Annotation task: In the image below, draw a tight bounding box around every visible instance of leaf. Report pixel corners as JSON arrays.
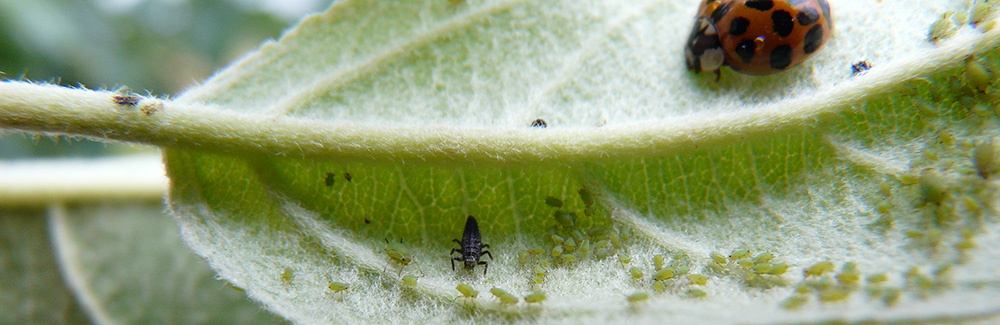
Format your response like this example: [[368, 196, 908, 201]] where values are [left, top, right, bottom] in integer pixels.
[[4, 0, 1000, 322]]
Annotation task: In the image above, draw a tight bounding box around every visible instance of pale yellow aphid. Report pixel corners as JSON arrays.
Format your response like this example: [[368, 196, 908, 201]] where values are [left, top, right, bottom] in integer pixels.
[[653, 281, 666, 292], [804, 261, 835, 277], [534, 266, 547, 277], [619, 254, 632, 266], [729, 248, 750, 261], [528, 248, 545, 255], [687, 274, 708, 286], [551, 245, 564, 258], [561, 253, 577, 263], [525, 292, 547, 303], [752, 252, 774, 264], [867, 273, 888, 284], [328, 281, 349, 293], [653, 267, 676, 281], [281, 268, 293, 284], [754, 263, 773, 274], [456, 283, 478, 299], [630, 267, 644, 280], [686, 289, 707, 298], [402, 275, 418, 287], [654, 255, 666, 270], [781, 295, 808, 310], [490, 287, 519, 304], [710, 252, 727, 265], [627, 292, 649, 303]]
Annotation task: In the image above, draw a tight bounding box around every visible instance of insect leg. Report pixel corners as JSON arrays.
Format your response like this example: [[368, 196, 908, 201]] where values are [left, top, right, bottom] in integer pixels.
[[450, 248, 461, 256], [479, 260, 488, 275], [483, 250, 494, 260], [452, 257, 461, 271]]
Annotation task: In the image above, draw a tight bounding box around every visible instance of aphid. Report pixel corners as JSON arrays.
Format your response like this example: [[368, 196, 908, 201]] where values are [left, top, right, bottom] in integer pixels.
[[883, 288, 901, 306], [561, 253, 577, 263], [630, 267, 644, 280], [653, 281, 667, 292], [525, 292, 547, 303], [551, 234, 565, 244], [534, 265, 547, 277], [564, 237, 577, 252], [918, 168, 949, 206], [577, 240, 590, 255], [836, 270, 861, 285], [737, 259, 755, 268], [552, 245, 564, 257], [767, 263, 790, 275], [344, 172, 352, 182], [710, 252, 727, 264], [328, 281, 349, 294], [384, 238, 418, 276], [752, 252, 774, 264], [554, 211, 575, 228], [588, 227, 607, 238], [570, 229, 585, 243], [529, 248, 545, 255], [966, 56, 993, 92], [688, 274, 708, 286], [754, 263, 773, 274], [531, 275, 544, 284], [781, 295, 808, 310], [686, 289, 707, 298], [729, 248, 750, 261], [402, 274, 418, 287], [139, 101, 162, 116], [627, 292, 650, 303], [281, 268, 293, 283], [653, 255, 666, 270], [974, 139, 1000, 179], [851, 60, 872, 76], [929, 12, 958, 43], [653, 267, 676, 281], [971, 1, 997, 26], [450, 216, 493, 275], [112, 87, 140, 107], [685, 0, 834, 76], [804, 261, 835, 277], [818, 288, 850, 302], [867, 273, 887, 284], [544, 196, 563, 208], [490, 287, 519, 304], [619, 254, 632, 266], [456, 283, 478, 299], [325, 172, 336, 186], [530, 118, 547, 128]]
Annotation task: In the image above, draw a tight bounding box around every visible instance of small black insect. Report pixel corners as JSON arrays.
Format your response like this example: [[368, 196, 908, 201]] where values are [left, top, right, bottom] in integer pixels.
[[530, 118, 547, 128], [325, 172, 336, 186], [344, 172, 353, 182], [851, 60, 872, 76], [451, 215, 493, 275]]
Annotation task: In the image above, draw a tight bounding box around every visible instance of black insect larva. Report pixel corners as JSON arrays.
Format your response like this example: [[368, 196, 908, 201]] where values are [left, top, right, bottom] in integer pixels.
[[450, 215, 493, 275]]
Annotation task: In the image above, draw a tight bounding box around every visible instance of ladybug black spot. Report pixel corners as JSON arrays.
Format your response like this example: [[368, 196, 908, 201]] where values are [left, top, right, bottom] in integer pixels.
[[735, 39, 757, 64], [796, 7, 819, 26], [772, 10, 794, 37], [803, 24, 824, 54], [745, 0, 774, 11], [729, 17, 750, 36], [769, 45, 793, 69]]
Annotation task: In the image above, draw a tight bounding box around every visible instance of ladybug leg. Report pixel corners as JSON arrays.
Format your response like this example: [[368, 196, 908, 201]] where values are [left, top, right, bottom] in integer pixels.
[[714, 69, 722, 82]]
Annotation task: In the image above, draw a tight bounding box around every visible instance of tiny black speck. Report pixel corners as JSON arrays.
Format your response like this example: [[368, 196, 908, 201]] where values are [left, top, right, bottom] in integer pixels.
[[745, 0, 774, 11], [851, 60, 872, 75], [344, 172, 353, 182], [729, 17, 750, 36], [325, 172, 336, 186], [769, 45, 793, 70], [803, 24, 824, 54], [531, 118, 547, 128], [735, 39, 757, 64], [796, 7, 819, 26], [771, 10, 794, 37], [364, 218, 371, 224]]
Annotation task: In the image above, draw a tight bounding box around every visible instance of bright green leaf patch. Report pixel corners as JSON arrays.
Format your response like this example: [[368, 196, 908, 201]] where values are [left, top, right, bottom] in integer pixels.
[[159, 0, 1000, 323]]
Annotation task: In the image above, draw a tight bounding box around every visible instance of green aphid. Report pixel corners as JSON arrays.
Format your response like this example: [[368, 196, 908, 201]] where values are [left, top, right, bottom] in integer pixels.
[[588, 227, 607, 239], [490, 287, 519, 304], [539, 261, 551, 268], [579, 188, 595, 206], [627, 292, 650, 303], [584, 206, 596, 217], [971, 1, 997, 26], [674, 265, 689, 275], [795, 284, 810, 295], [965, 56, 993, 93], [534, 265, 547, 277], [402, 274, 418, 287], [867, 273, 888, 284], [571, 229, 585, 243], [710, 252, 727, 265], [518, 250, 530, 266], [963, 196, 981, 212], [619, 254, 632, 266], [531, 275, 544, 284], [934, 265, 953, 280], [974, 139, 1000, 179], [781, 295, 808, 310], [281, 268, 294, 283], [752, 252, 774, 264], [737, 259, 755, 269], [836, 271, 861, 285], [551, 234, 565, 244], [578, 240, 591, 255], [595, 240, 611, 250], [552, 245, 564, 257], [328, 281, 349, 293], [456, 283, 478, 298], [610, 231, 622, 249], [383, 238, 417, 275], [619, 227, 632, 242], [754, 263, 773, 274], [729, 248, 750, 261], [564, 237, 577, 252], [687, 274, 708, 286], [653, 281, 666, 292], [653, 267, 676, 281], [630, 267, 644, 280], [529, 248, 545, 255], [918, 168, 949, 206], [804, 261, 835, 277], [545, 196, 564, 208], [956, 238, 976, 250], [525, 292, 547, 303], [554, 211, 575, 228], [883, 288, 902, 306], [653, 255, 666, 270], [686, 289, 707, 298], [904, 266, 922, 280], [929, 11, 957, 42], [767, 263, 790, 275], [876, 200, 892, 214], [561, 253, 577, 263]]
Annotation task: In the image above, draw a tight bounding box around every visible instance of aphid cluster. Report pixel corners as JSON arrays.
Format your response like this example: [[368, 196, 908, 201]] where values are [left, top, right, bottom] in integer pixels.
[[452, 282, 547, 307], [706, 248, 789, 289], [451, 215, 493, 275], [630, 251, 710, 299]]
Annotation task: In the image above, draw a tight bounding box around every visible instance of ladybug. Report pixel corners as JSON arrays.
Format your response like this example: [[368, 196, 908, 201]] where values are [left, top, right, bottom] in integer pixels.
[[684, 0, 833, 76]]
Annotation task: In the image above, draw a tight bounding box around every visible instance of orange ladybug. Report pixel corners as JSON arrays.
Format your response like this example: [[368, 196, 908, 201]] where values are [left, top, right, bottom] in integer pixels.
[[684, 0, 833, 76]]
